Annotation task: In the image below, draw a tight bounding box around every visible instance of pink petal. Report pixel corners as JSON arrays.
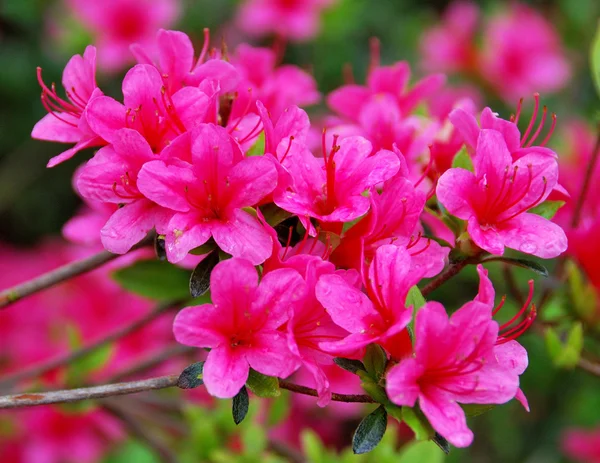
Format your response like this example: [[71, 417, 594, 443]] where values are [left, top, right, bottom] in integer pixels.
[[165, 211, 212, 263], [31, 113, 82, 143], [436, 167, 477, 220], [173, 304, 228, 348], [122, 64, 163, 109], [156, 29, 194, 87], [226, 156, 278, 209], [515, 388, 530, 412], [480, 107, 521, 153], [203, 346, 250, 398], [172, 86, 211, 129], [420, 390, 474, 448], [86, 96, 127, 143], [303, 359, 332, 407], [474, 130, 514, 188], [367, 62, 410, 96], [211, 209, 274, 265], [494, 340, 528, 375], [246, 331, 300, 379], [137, 160, 195, 212], [449, 107, 480, 149], [62, 45, 97, 102], [100, 199, 158, 254], [386, 359, 423, 407], [467, 216, 505, 255], [326, 85, 371, 121], [187, 60, 241, 93], [319, 332, 377, 356], [497, 213, 567, 258], [209, 257, 258, 314], [46, 136, 101, 168], [474, 264, 495, 307]]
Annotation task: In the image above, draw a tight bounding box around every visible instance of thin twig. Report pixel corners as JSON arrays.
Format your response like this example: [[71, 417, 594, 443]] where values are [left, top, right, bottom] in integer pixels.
[[421, 255, 481, 297], [0, 300, 178, 390], [577, 357, 600, 377], [0, 234, 154, 309], [0, 375, 179, 409], [278, 380, 375, 403], [103, 400, 178, 463]]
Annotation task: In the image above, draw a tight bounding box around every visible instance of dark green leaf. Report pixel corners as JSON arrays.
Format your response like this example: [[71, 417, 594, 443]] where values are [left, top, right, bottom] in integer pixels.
[[232, 386, 249, 425], [178, 362, 205, 389], [432, 432, 451, 454], [112, 260, 191, 300], [361, 380, 389, 404], [189, 251, 219, 298], [333, 357, 366, 374], [189, 239, 217, 255], [246, 369, 280, 398], [461, 403, 496, 417], [451, 147, 474, 172], [480, 257, 548, 277], [529, 200, 565, 220], [363, 344, 387, 380], [260, 203, 293, 227], [399, 406, 434, 441], [352, 405, 388, 454], [154, 235, 166, 261]]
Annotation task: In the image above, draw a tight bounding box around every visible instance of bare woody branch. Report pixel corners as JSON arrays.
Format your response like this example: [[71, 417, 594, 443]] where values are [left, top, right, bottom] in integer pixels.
[[0, 300, 179, 390], [0, 234, 154, 310], [278, 380, 375, 403]]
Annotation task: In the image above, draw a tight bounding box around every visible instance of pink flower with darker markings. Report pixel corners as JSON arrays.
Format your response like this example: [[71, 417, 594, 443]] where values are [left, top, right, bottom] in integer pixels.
[[274, 135, 399, 235], [32, 46, 104, 168], [479, 4, 570, 102], [173, 258, 304, 398], [86, 64, 212, 154], [315, 245, 423, 359], [77, 128, 172, 254], [386, 264, 531, 448], [67, 0, 180, 72], [138, 124, 277, 264], [236, 0, 336, 41], [562, 427, 600, 463], [437, 129, 567, 258]]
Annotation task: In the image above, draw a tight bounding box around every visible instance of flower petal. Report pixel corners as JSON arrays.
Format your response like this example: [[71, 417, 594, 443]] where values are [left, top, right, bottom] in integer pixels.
[[203, 346, 250, 398]]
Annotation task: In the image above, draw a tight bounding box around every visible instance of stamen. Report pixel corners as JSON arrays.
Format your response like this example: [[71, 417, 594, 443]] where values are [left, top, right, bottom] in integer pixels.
[[540, 113, 557, 147], [492, 295, 507, 316], [410, 238, 431, 257], [499, 176, 547, 223], [280, 226, 294, 261], [524, 106, 547, 148], [196, 28, 210, 68], [280, 136, 294, 163], [415, 147, 434, 188], [238, 117, 262, 144], [513, 97, 524, 125], [520, 93, 539, 146], [227, 88, 253, 134], [369, 37, 381, 73]]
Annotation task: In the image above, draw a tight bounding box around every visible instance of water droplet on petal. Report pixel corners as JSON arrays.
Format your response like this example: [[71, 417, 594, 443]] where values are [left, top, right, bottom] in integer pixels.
[[519, 241, 538, 254]]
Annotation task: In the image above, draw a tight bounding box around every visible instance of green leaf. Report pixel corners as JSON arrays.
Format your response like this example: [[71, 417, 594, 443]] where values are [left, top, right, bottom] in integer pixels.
[[361, 380, 389, 404], [406, 285, 427, 332], [301, 430, 327, 463], [451, 147, 474, 172], [177, 362, 205, 389], [565, 322, 584, 367], [112, 259, 191, 300], [189, 251, 219, 298], [461, 403, 496, 417], [69, 344, 114, 382], [333, 357, 366, 374], [232, 386, 249, 425], [399, 406, 434, 441], [567, 260, 598, 321], [528, 200, 565, 220], [352, 405, 388, 454], [363, 344, 387, 380], [246, 369, 280, 398], [259, 203, 293, 227], [247, 132, 265, 156], [267, 391, 290, 426], [397, 440, 445, 463], [104, 441, 160, 463], [433, 433, 451, 454], [480, 257, 548, 277], [591, 19, 600, 97], [544, 323, 584, 369], [241, 424, 268, 456]]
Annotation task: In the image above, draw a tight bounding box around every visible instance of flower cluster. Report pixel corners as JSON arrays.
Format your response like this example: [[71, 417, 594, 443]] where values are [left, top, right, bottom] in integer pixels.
[[32, 24, 570, 450]]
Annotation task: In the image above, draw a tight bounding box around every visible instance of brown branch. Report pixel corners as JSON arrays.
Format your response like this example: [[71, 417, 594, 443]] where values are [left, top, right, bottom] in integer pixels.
[[0, 300, 178, 390], [578, 357, 600, 377], [0, 375, 179, 409], [421, 255, 481, 297], [0, 234, 154, 310], [103, 400, 178, 463], [279, 380, 375, 403]]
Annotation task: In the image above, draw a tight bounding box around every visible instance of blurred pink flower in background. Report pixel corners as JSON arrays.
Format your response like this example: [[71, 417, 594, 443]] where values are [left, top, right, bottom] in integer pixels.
[[66, 0, 180, 72], [236, 0, 336, 41], [562, 427, 600, 463]]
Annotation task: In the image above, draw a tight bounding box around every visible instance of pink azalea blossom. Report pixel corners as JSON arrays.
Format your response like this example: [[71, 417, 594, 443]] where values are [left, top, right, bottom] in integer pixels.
[[173, 258, 304, 398], [315, 244, 423, 359], [274, 135, 399, 235], [32, 46, 104, 167], [236, 0, 336, 41], [386, 264, 531, 448], [420, 1, 479, 74], [77, 128, 172, 254], [562, 427, 600, 463], [66, 0, 180, 72], [436, 129, 567, 258], [138, 124, 277, 264], [479, 4, 571, 102]]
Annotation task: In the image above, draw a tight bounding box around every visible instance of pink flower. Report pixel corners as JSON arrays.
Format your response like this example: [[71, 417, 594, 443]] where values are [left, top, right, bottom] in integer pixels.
[[274, 135, 400, 235], [86, 64, 212, 153], [67, 0, 180, 72], [436, 129, 567, 258], [315, 245, 423, 359], [386, 265, 530, 448], [420, 1, 479, 74], [479, 4, 571, 102], [562, 427, 600, 463], [77, 128, 172, 254], [236, 0, 336, 41], [231, 44, 320, 120], [173, 258, 304, 398], [137, 124, 278, 264], [32, 46, 104, 167]]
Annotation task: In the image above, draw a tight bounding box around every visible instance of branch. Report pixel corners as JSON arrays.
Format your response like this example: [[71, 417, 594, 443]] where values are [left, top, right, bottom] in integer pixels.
[[578, 357, 600, 377], [279, 380, 375, 403], [421, 255, 480, 297], [0, 375, 179, 409], [0, 300, 178, 390], [0, 234, 154, 310]]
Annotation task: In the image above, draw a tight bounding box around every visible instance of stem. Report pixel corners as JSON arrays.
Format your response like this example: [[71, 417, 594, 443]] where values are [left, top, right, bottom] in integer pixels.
[[0, 375, 179, 409], [0, 300, 178, 390], [578, 357, 600, 377], [0, 234, 154, 310], [279, 380, 375, 403], [421, 255, 480, 297]]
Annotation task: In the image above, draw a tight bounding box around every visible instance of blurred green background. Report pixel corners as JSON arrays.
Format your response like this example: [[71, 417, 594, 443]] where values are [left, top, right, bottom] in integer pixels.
[[1, 0, 599, 461]]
